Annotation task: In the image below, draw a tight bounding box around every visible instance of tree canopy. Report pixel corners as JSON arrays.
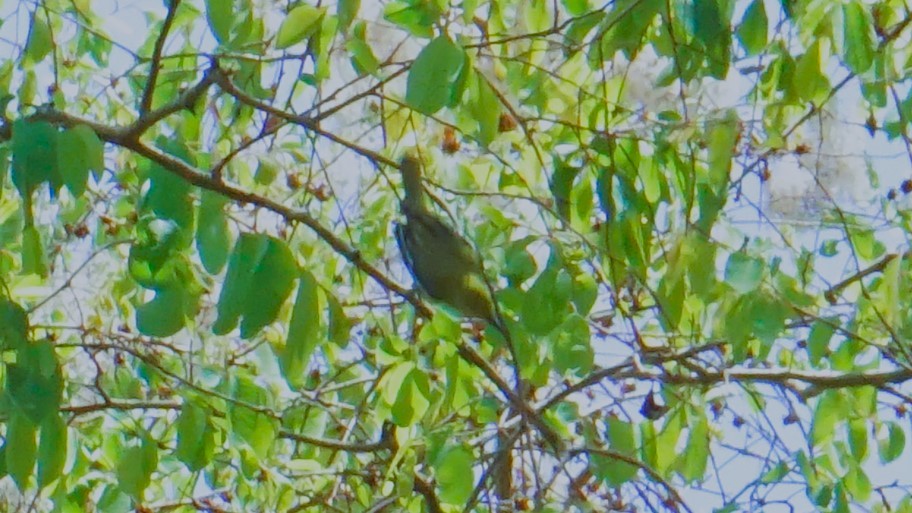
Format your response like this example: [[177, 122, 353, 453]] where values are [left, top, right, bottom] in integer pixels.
[[0, 0, 911, 512]]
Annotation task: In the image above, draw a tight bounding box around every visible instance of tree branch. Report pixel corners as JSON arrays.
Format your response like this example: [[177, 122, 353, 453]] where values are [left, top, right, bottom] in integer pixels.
[[824, 251, 909, 304], [129, 64, 218, 138], [280, 429, 391, 453], [413, 473, 445, 513], [140, 0, 182, 115], [209, 67, 397, 168], [33, 107, 427, 316]]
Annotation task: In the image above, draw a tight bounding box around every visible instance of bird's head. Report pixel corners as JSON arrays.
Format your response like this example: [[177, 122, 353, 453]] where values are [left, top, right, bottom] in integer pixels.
[[399, 154, 426, 211]]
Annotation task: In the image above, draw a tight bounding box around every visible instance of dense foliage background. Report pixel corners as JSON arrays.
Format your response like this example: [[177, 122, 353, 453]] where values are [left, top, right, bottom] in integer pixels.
[[1, 0, 911, 511]]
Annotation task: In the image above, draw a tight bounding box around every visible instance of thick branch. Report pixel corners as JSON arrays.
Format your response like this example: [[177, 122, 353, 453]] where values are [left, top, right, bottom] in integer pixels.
[[413, 473, 445, 513], [662, 366, 912, 397], [542, 345, 912, 412], [33, 109, 426, 315], [37, 65, 549, 460]]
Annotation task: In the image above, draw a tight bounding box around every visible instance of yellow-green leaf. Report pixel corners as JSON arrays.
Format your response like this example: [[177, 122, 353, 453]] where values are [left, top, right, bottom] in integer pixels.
[[275, 5, 326, 49], [24, 12, 53, 65], [736, 0, 767, 55]]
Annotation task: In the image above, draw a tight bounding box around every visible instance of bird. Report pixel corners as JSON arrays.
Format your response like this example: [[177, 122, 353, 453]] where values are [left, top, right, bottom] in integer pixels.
[[393, 155, 506, 334], [393, 156, 564, 452]]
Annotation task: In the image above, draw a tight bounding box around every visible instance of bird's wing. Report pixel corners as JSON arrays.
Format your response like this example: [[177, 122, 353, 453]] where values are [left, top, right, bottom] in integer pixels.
[[405, 206, 484, 271], [394, 221, 417, 279]]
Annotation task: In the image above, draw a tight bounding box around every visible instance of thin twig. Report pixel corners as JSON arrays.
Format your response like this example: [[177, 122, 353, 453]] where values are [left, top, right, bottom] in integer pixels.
[[140, 0, 182, 115]]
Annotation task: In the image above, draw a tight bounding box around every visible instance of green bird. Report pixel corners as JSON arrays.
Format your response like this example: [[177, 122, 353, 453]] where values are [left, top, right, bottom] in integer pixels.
[[394, 156, 564, 451], [393, 155, 504, 333]]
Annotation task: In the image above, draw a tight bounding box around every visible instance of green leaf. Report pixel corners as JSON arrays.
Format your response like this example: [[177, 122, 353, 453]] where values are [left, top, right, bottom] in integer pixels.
[[467, 72, 500, 146], [37, 414, 67, 488], [807, 318, 836, 366], [679, 415, 709, 482], [564, 10, 604, 48], [229, 375, 279, 458], [213, 234, 298, 338], [503, 238, 537, 287], [736, 0, 767, 55], [327, 291, 351, 346], [724, 252, 763, 294], [686, 233, 717, 297], [383, 1, 439, 37], [128, 218, 190, 288], [760, 461, 789, 484], [706, 112, 738, 189], [595, 417, 638, 486], [690, 0, 731, 78], [382, 361, 415, 405], [346, 23, 380, 75], [56, 124, 103, 196], [275, 5, 326, 49], [0, 299, 29, 351], [7, 339, 63, 425], [852, 386, 876, 417], [206, 0, 233, 43], [254, 157, 279, 185], [240, 237, 297, 337], [720, 296, 752, 362], [842, 2, 875, 74], [281, 271, 321, 388], [847, 418, 867, 461], [117, 437, 158, 500], [849, 228, 884, 261], [697, 113, 737, 231], [550, 161, 579, 221], [136, 287, 190, 337], [21, 225, 47, 277], [521, 247, 571, 336], [213, 234, 265, 334], [795, 450, 816, 488], [337, 0, 360, 32], [571, 272, 598, 315], [434, 446, 474, 504], [196, 190, 231, 274], [794, 40, 830, 103], [552, 314, 593, 376], [311, 13, 338, 82], [405, 36, 467, 114], [811, 391, 845, 447], [844, 464, 871, 501], [6, 412, 37, 489], [878, 422, 905, 463], [592, 0, 661, 61], [820, 239, 839, 257], [176, 401, 216, 472], [12, 119, 60, 203], [562, 0, 590, 16], [144, 157, 194, 231], [24, 12, 53, 65], [651, 409, 683, 473], [749, 292, 789, 349], [389, 367, 430, 427]]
